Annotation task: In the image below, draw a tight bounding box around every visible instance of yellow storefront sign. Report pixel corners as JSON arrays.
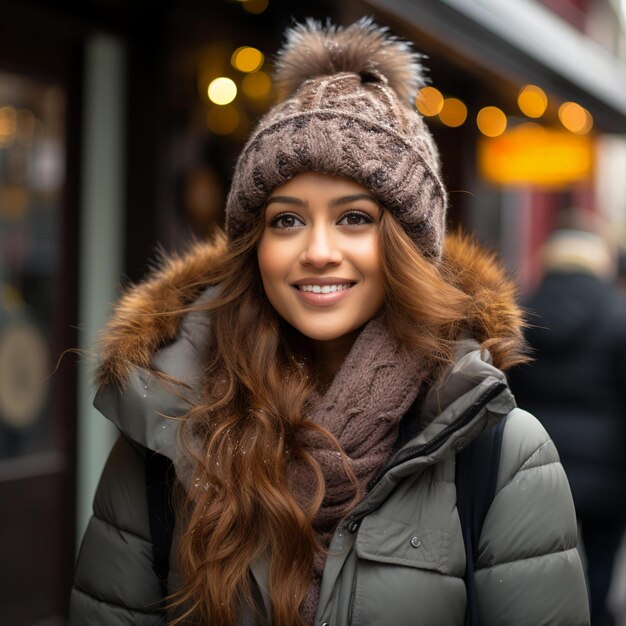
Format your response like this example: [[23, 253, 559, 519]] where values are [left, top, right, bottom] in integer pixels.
[[478, 124, 593, 186]]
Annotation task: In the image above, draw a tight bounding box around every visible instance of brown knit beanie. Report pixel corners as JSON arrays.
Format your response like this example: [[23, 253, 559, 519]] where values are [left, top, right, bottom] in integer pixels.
[[225, 17, 447, 259]]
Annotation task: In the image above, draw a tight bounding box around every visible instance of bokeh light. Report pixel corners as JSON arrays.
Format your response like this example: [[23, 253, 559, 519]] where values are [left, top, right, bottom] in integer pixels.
[[208, 77, 237, 105], [207, 105, 239, 135], [231, 47, 264, 73], [518, 85, 548, 118], [439, 98, 467, 127], [416, 86, 444, 116], [476, 106, 507, 137], [558, 101, 593, 134], [242, 71, 272, 98]]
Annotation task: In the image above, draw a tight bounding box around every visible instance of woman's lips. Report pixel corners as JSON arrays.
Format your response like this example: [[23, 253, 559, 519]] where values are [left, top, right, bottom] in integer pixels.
[[292, 283, 355, 307]]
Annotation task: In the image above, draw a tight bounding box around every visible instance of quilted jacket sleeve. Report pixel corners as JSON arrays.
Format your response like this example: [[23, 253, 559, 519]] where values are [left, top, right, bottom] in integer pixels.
[[475, 408, 590, 626], [69, 435, 165, 626]]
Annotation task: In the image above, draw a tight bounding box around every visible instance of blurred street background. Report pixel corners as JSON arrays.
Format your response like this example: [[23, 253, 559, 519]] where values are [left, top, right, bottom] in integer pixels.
[[1, 0, 626, 623]]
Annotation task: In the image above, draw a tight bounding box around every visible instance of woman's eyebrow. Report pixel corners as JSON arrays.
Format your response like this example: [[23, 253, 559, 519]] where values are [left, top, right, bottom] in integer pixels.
[[265, 196, 308, 208], [329, 194, 378, 207]]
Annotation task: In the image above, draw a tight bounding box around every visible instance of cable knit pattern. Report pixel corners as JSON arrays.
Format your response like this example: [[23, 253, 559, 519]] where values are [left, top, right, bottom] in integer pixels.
[[289, 314, 430, 623], [225, 19, 447, 259]]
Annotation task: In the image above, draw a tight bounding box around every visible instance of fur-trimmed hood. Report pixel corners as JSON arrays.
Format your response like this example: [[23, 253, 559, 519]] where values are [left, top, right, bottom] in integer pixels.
[[95, 231, 524, 392], [92, 230, 522, 470]]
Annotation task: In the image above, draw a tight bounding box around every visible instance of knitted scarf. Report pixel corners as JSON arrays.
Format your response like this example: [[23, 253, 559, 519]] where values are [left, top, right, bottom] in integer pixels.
[[288, 315, 430, 624]]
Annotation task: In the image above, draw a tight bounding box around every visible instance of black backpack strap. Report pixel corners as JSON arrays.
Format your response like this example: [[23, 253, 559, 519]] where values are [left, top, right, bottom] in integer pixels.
[[456, 417, 507, 626], [146, 451, 175, 599]]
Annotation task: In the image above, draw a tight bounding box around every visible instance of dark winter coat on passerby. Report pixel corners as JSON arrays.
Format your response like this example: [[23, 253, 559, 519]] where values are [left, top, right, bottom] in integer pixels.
[[508, 270, 626, 522], [69, 237, 589, 626]]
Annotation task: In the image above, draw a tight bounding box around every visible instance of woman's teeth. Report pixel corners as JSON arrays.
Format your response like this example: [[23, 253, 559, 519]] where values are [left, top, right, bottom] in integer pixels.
[[298, 284, 352, 293]]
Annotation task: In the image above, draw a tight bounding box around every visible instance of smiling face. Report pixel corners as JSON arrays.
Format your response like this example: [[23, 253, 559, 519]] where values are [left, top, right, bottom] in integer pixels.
[[257, 172, 386, 349]]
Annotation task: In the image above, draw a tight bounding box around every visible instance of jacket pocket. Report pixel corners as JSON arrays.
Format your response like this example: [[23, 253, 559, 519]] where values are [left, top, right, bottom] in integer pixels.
[[354, 516, 451, 574], [349, 515, 464, 626]]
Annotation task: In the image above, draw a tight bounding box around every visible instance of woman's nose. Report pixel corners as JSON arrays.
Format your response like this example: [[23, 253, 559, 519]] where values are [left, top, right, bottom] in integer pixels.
[[300, 225, 342, 268]]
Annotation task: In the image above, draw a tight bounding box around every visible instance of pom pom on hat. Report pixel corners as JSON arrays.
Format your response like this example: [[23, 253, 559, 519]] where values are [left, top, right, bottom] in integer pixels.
[[274, 16, 426, 104]]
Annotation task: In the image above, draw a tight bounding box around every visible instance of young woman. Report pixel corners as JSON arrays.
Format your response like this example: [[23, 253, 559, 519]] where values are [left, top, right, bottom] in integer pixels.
[[70, 18, 590, 626]]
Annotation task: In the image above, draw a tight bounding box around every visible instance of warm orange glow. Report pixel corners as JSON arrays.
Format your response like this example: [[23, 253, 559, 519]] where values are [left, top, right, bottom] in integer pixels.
[[231, 47, 264, 73], [0, 107, 17, 146], [439, 98, 467, 127], [416, 86, 444, 116], [242, 0, 268, 13], [518, 85, 548, 118], [478, 124, 593, 186], [242, 71, 271, 98], [208, 77, 237, 105], [207, 105, 239, 135], [559, 101, 593, 134], [476, 106, 507, 137]]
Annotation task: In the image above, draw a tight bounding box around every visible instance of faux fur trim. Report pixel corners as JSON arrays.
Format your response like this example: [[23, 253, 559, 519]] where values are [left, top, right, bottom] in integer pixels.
[[444, 231, 527, 371], [95, 233, 227, 390], [274, 17, 425, 103], [95, 230, 525, 390]]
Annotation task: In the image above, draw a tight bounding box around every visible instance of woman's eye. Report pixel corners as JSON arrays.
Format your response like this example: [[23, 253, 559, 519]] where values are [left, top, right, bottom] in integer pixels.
[[338, 211, 374, 226], [269, 213, 304, 229]]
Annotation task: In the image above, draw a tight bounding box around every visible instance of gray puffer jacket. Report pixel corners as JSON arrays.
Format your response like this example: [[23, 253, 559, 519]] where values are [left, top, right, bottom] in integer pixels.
[[69, 238, 590, 626]]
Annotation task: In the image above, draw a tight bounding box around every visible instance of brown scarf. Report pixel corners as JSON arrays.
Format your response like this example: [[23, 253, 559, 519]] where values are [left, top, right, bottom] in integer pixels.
[[287, 315, 430, 624]]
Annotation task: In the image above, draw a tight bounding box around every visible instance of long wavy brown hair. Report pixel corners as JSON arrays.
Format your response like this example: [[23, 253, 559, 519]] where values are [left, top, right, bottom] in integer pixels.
[[167, 210, 526, 625]]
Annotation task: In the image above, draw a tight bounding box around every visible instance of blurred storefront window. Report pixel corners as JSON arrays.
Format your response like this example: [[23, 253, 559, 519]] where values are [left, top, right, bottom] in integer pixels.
[[0, 73, 64, 460], [0, 34, 77, 618]]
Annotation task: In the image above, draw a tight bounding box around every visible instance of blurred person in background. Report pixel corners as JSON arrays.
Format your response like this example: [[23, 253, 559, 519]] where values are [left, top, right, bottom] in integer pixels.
[[509, 223, 626, 626], [181, 164, 225, 238]]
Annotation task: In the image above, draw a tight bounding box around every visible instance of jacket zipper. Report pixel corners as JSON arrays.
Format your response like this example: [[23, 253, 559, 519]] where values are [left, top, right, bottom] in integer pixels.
[[365, 381, 508, 494], [348, 559, 359, 624]]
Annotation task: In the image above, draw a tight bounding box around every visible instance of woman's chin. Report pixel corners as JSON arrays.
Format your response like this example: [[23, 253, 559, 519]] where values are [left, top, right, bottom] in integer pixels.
[[292, 323, 363, 344]]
